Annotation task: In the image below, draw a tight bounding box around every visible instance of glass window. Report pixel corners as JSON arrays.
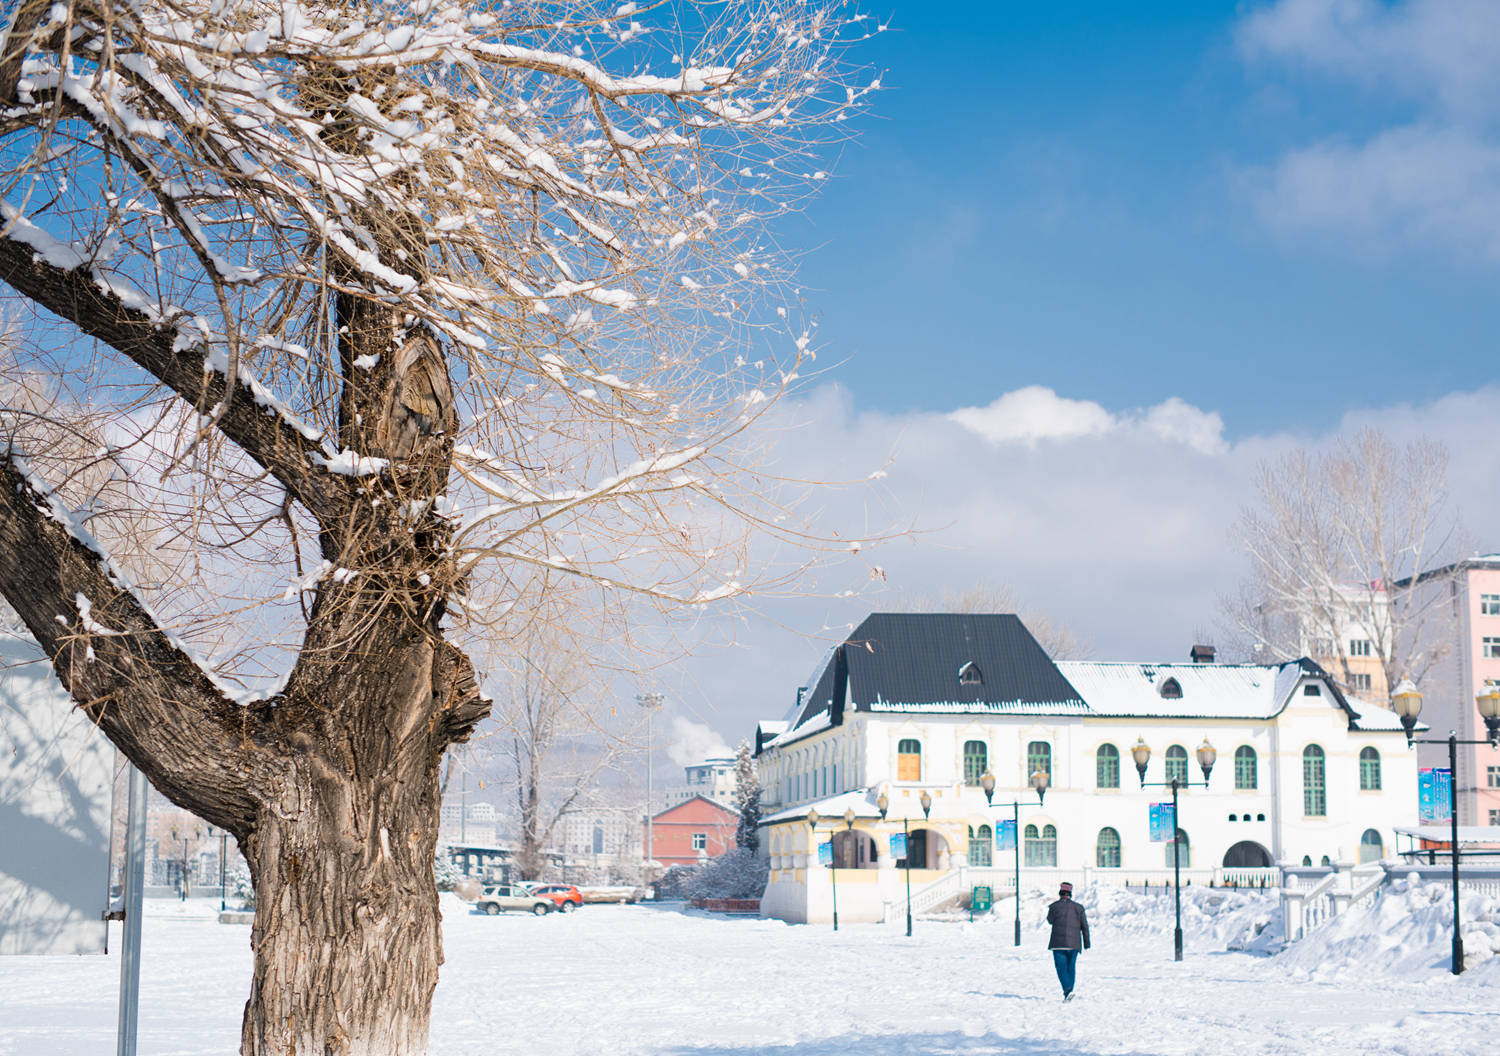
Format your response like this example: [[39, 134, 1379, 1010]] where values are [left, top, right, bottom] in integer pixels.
[[963, 741, 988, 786], [1359, 747, 1381, 791], [692, 833, 707, 850], [1490, 809, 1500, 826], [1096, 827, 1121, 868], [1159, 677, 1182, 699], [1096, 744, 1120, 789], [1488, 766, 1500, 789], [1165, 745, 1188, 786], [1483, 594, 1500, 616], [1484, 637, 1500, 659], [897, 738, 921, 782], [970, 824, 993, 867], [1301, 855, 1312, 866], [1024, 823, 1057, 867], [1348, 673, 1372, 692], [1359, 828, 1383, 863], [1165, 828, 1190, 868], [1234, 745, 1257, 790], [1349, 639, 1371, 657], [1303, 745, 1326, 816], [959, 661, 983, 686], [1026, 741, 1051, 781]]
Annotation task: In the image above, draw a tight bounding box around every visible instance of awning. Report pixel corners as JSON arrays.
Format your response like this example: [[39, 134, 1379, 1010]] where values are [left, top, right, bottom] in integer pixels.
[[1393, 825, 1500, 844]]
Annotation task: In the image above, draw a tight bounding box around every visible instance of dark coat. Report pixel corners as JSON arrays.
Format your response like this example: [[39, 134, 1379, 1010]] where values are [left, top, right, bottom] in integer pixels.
[[1046, 896, 1090, 951]]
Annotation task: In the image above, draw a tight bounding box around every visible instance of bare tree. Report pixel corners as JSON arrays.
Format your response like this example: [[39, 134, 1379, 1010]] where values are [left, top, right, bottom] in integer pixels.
[[1226, 428, 1459, 695], [896, 583, 1092, 659], [0, 3, 876, 1052], [488, 628, 633, 881]]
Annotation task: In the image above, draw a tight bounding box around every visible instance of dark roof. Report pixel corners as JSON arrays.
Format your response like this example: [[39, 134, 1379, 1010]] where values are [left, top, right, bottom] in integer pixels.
[[1393, 553, 1500, 588], [780, 613, 1084, 743]]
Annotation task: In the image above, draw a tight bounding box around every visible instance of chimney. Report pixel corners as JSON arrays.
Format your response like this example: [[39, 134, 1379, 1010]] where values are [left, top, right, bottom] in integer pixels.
[[1190, 644, 1215, 664]]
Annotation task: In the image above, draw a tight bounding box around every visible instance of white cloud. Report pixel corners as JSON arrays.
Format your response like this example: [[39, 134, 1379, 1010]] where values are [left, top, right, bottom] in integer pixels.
[[666, 716, 732, 767], [1236, 0, 1500, 258], [949, 386, 1226, 455]]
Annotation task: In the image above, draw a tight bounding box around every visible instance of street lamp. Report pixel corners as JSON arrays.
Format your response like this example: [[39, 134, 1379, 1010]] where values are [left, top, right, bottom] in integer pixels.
[[637, 693, 663, 894], [981, 770, 1046, 947], [1133, 737, 1217, 962], [806, 807, 839, 932], [1389, 679, 1500, 975], [207, 825, 228, 913]]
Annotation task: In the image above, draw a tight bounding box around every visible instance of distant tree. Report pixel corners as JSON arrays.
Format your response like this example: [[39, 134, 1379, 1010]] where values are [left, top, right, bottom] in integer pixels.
[[684, 846, 768, 900], [1226, 428, 1459, 693], [898, 584, 1091, 659], [732, 740, 762, 853]]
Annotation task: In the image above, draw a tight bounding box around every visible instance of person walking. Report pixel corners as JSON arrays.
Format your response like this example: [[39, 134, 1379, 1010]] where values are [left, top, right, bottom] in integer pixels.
[[1046, 881, 1090, 1001]]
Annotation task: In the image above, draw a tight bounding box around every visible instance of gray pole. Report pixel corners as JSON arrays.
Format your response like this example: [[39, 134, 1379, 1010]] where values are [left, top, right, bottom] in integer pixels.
[[638, 694, 662, 893], [1013, 800, 1021, 947], [903, 815, 912, 937], [1450, 732, 1463, 975], [117, 765, 147, 1056], [1172, 779, 1183, 962]]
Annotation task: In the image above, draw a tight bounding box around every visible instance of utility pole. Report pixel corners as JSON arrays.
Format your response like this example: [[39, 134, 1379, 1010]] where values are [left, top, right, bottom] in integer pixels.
[[637, 693, 663, 893]]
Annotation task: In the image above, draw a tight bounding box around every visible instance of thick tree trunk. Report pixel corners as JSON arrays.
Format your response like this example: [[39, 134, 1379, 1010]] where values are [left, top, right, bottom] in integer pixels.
[[243, 753, 441, 1056]]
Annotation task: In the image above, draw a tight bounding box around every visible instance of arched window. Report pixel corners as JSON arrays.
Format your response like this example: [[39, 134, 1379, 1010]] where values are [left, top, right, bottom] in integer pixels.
[[969, 824, 993, 867], [1166, 827, 1190, 868], [1359, 828, 1384, 863], [1096, 744, 1120, 789], [1301, 855, 1312, 866], [1234, 745, 1257, 790], [1359, 747, 1381, 791], [1024, 823, 1058, 867], [897, 738, 921, 781], [1303, 745, 1326, 816], [1159, 677, 1182, 699], [1026, 741, 1051, 781], [1320, 855, 1331, 866], [959, 661, 983, 686], [963, 741, 988, 786], [1165, 745, 1188, 786], [1096, 827, 1121, 868]]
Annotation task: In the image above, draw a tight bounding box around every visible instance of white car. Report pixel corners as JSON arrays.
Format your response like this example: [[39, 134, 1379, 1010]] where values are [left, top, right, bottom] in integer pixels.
[[474, 884, 553, 916]]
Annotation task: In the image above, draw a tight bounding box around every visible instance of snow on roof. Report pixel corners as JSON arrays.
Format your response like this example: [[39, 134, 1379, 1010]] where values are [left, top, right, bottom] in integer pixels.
[[761, 788, 885, 825], [1055, 661, 1289, 719], [865, 699, 1089, 715]]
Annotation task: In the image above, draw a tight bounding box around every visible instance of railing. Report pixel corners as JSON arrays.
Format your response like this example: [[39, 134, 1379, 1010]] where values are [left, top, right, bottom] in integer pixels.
[[1382, 863, 1500, 896], [1281, 870, 1340, 941], [883, 870, 964, 921], [954, 864, 1282, 895]]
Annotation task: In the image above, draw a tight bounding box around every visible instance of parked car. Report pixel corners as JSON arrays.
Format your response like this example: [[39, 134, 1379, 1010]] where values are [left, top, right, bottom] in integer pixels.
[[527, 884, 584, 912], [474, 884, 553, 916]]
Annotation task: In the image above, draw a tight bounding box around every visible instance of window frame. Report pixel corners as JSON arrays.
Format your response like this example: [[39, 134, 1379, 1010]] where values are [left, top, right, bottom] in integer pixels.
[[962, 740, 988, 786], [969, 824, 993, 867], [1484, 637, 1500, 660], [1164, 744, 1189, 786], [1096, 826, 1121, 868], [1358, 746, 1381, 791], [1026, 740, 1052, 782], [1233, 745, 1257, 790], [1096, 743, 1120, 789], [896, 738, 922, 782], [1481, 593, 1500, 616], [1165, 827, 1189, 868], [1303, 744, 1327, 817], [691, 832, 707, 851]]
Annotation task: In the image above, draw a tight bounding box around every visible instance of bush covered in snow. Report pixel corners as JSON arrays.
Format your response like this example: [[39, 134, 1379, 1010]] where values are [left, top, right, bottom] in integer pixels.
[[664, 849, 769, 901]]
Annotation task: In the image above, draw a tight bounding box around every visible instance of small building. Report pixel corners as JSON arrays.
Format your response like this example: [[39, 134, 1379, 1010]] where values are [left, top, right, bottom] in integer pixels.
[[753, 612, 1418, 925], [665, 756, 738, 809], [646, 795, 740, 868]]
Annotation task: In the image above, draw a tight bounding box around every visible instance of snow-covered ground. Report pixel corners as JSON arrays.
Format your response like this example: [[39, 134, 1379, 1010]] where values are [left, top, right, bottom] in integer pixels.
[[3, 885, 1496, 1055]]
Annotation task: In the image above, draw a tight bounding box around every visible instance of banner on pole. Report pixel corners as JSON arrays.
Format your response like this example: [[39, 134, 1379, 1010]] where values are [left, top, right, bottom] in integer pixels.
[[1148, 802, 1176, 843], [1418, 768, 1452, 824], [996, 819, 1016, 851], [888, 832, 907, 860], [817, 840, 833, 867]]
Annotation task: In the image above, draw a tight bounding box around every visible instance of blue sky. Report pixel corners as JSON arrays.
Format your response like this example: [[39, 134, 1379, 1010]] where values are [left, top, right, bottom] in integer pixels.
[[781, 0, 1500, 437]]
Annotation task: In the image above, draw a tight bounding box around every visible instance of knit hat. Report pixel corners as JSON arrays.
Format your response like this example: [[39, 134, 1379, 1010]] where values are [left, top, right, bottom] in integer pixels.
[[1059, 882, 1073, 894]]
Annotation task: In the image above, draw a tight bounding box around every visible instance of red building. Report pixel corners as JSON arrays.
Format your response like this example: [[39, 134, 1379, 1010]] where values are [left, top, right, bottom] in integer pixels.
[[646, 795, 740, 867]]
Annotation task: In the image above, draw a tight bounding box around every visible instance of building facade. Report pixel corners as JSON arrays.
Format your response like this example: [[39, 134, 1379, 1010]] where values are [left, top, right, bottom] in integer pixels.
[[1396, 555, 1500, 826], [753, 613, 1418, 925], [647, 795, 739, 868], [664, 756, 738, 809]]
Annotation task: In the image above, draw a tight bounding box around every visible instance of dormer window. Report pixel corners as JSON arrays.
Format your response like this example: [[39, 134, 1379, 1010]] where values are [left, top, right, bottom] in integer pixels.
[[959, 661, 983, 686], [1303, 683, 1321, 696], [1159, 677, 1182, 699]]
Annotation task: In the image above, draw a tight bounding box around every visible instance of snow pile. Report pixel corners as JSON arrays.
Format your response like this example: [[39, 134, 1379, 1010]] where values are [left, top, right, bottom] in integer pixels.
[[1277, 874, 1500, 981]]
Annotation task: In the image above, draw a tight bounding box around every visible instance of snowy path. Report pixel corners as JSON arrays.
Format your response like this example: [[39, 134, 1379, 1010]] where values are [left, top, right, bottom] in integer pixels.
[[1, 896, 1495, 1055]]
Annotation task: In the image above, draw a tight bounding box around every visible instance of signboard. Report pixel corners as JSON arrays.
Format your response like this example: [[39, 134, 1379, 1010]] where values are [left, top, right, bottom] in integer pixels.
[[0, 633, 115, 955], [1148, 802, 1176, 843], [817, 840, 833, 867], [971, 886, 993, 912], [888, 832, 907, 860], [996, 819, 1016, 851], [1418, 768, 1452, 824]]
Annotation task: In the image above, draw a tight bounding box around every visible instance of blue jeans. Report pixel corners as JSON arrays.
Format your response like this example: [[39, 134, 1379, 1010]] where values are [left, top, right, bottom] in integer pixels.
[[1052, 949, 1079, 994]]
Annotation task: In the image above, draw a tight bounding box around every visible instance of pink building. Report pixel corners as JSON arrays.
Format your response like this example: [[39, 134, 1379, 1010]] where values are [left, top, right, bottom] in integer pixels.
[[1398, 555, 1500, 826], [645, 796, 739, 868]]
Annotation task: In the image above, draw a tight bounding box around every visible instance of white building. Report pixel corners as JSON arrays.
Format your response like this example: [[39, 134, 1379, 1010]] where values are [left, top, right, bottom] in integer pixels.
[[753, 613, 1418, 925], [664, 756, 738, 809]]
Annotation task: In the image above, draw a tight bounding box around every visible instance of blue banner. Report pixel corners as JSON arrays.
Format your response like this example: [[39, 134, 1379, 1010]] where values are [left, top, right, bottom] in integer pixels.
[[888, 832, 907, 860], [817, 840, 832, 867], [1149, 801, 1175, 842], [996, 819, 1016, 851], [1419, 768, 1452, 824]]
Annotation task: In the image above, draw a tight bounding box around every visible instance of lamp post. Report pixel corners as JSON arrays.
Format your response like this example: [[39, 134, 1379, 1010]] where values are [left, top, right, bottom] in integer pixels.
[[1390, 679, 1500, 975], [1133, 736, 1217, 962], [806, 807, 839, 932], [209, 825, 227, 913], [981, 770, 1048, 946], [637, 693, 663, 893]]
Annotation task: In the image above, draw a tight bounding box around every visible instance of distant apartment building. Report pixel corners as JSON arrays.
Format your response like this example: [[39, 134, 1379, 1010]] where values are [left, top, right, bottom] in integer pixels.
[[665, 755, 738, 809], [439, 800, 503, 847], [560, 807, 638, 870], [1396, 555, 1500, 827], [1293, 583, 1392, 703]]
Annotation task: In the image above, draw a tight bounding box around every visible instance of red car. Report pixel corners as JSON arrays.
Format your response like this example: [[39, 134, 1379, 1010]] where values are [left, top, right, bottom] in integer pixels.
[[527, 884, 583, 912]]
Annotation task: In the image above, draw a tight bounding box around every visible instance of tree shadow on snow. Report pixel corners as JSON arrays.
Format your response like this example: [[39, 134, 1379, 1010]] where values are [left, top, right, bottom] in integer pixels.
[[657, 1031, 1159, 1056]]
